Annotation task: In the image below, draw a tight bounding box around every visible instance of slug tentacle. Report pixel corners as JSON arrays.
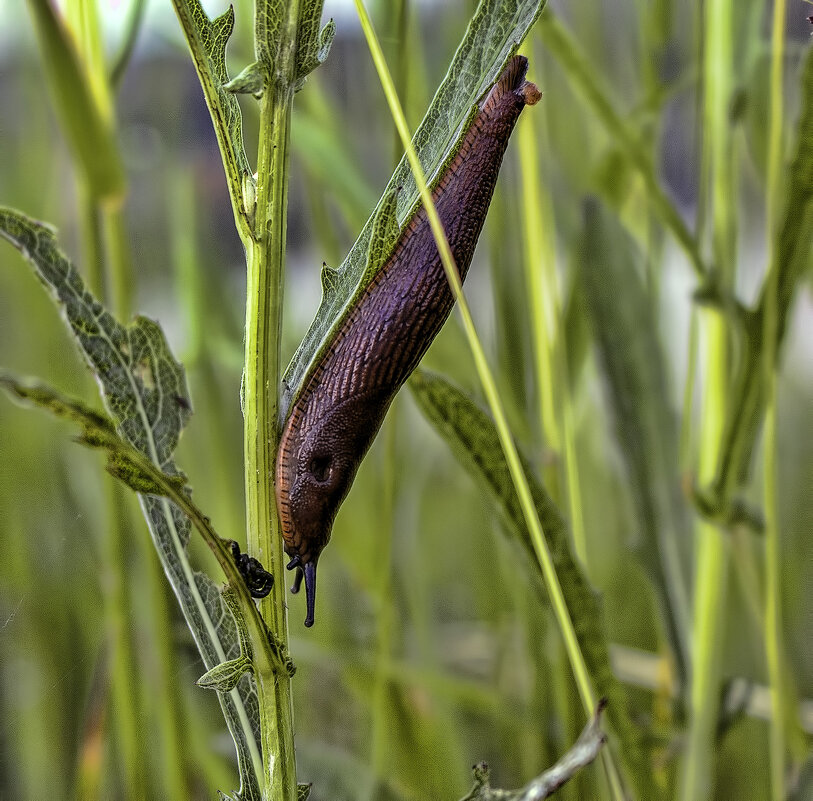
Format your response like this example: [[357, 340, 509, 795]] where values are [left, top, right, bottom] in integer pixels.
[[276, 55, 539, 627]]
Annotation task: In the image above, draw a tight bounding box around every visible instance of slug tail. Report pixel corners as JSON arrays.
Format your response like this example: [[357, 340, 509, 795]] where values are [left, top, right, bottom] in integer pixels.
[[304, 562, 317, 627], [482, 55, 540, 112]]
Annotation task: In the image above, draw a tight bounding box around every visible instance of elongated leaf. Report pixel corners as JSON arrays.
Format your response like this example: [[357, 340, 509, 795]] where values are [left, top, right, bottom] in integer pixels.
[[170, 0, 252, 231], [281, 0, 547, 415], [578, 199, 692, 689], [294, 0, 335, 89], [409, 369, 660, 800], [27, 0, 125, 201], [0, 208, 262, 800], [0, 374, 187, 497]]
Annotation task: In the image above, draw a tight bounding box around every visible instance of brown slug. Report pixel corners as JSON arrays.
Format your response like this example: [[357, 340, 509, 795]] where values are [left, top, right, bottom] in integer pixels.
[[276, 55, 540, 626]]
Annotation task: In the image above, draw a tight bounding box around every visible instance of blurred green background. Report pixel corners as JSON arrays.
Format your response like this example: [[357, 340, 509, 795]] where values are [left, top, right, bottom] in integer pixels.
[[0, 0, 812, 799]]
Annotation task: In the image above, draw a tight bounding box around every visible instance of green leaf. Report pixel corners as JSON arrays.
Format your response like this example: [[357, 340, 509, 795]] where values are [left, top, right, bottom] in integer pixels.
[[297, 783, 312, 801], [0, 207, 262, 801], [578, 198, 692, 687], [254, 0, 285, 68], [221, 587, 254, 662], [0, 375, 190, 497], [26, 0, 125, 201], [170, 0, 252, 233], [198, 656, 254, 692], [409, 369, 660, 800], [295, 0, 334, 80], [363, 188, 399, 281], [281, 0, 547, 415], [224, 61, 266, 97]]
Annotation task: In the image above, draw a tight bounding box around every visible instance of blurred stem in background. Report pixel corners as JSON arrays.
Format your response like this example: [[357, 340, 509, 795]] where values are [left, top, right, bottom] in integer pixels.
[[763, 0, 806, 794], [679, 0, 735, 796], [517, 36, 588, 572]]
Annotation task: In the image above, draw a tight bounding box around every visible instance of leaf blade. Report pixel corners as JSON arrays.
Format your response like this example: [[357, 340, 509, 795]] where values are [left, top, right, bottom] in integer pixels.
[[170, 0, 252, 235], [578, 198, 692, 686]]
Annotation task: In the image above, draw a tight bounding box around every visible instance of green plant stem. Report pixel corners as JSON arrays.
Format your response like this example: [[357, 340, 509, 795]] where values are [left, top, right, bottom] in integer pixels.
[[516, 94, 588, 570], [353, 5, 625, 799], [102, 204, 133, 324], [103, 484, 146, 798], [365, 419, 398, 801], [764, 0, 788, 796], [680, 317, 729, 801], [518, 98, 559, 456], [79, 184, 104, 298], [537, 12, 709, 283], [110, 0, 146, 88], [680, 0, 735, 795], [242, 5, 300, 799]]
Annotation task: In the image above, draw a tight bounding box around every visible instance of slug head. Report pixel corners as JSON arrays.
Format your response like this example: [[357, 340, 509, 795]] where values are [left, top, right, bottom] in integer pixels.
[[276, 390, 390, 627]]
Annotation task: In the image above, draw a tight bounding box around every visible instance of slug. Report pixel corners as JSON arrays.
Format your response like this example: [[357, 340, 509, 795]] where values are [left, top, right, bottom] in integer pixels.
[[276, 55, 540, 626]]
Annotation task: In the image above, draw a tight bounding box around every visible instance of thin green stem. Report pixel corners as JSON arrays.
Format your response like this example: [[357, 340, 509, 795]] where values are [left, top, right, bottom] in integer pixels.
[[102, 204, 133, 322], [364, 418, 398, 801], [518, 99, 559, 456], [104, 484, 146, 798], [78, 184, 104, 298], [764, 0, 787, 796], [516, 93, 588, 571], [353, 5, 624, 799], [678, 311, 698, 475], [242, 3, 301, 798], [680, 0, 735, 795], [110, 0, 146, 88], [679, 311, 730, 801]]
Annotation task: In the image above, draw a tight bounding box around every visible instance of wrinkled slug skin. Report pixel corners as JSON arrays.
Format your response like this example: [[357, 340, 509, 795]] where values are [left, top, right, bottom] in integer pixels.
[[276, 55, 540, 625]]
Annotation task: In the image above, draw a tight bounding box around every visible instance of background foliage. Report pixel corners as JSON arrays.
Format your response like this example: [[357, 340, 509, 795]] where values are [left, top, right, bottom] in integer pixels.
[[0, 0, 811, 799]]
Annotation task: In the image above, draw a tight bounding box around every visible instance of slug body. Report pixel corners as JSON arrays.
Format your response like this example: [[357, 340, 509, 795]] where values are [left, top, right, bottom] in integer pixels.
[[277, 56, 540, 626]]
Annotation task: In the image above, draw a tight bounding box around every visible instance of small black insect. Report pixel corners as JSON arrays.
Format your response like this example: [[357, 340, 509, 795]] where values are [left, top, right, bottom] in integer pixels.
[[228, 540, 274, 598]]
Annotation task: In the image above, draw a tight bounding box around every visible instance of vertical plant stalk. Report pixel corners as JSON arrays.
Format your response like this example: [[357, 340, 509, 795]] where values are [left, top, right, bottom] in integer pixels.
[[242, 4, 300, 798], [517, 91, 588, 569], [680, 0, 735, 796], [102, 485, 146, 797], [517, 97, 560, 456], [680, 332, 728, 801], [364, 421, 398, 801], [352, 5, 626, 799], [763, 0, 798, 795]]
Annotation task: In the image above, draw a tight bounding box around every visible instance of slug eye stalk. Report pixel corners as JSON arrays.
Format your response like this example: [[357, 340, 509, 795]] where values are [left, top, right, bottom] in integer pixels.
[[275, 55, 539, 627], [286, 556, 317, 627]]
